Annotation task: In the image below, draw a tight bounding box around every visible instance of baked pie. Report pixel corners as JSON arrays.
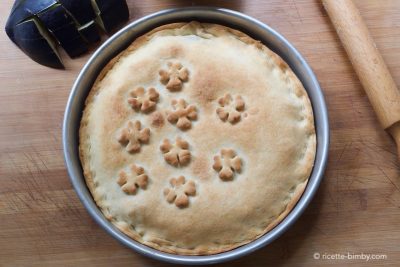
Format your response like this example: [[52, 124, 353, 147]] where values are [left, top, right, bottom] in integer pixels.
[[79, 22, 316, 255]]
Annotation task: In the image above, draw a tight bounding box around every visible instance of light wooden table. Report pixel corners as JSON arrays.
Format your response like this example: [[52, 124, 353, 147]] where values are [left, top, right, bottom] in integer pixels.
[[1, 0, 399, 266]]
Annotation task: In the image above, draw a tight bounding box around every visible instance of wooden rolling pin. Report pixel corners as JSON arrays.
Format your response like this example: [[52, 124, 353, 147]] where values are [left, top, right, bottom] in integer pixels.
[[322, 0, 400, 160]]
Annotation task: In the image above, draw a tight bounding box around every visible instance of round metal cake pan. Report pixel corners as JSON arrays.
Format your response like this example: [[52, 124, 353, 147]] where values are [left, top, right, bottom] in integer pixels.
[[63, 7, 329, 265]]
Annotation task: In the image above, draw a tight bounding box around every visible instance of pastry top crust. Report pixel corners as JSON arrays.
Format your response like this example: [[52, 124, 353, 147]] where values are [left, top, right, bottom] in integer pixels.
[[79, 21, 316, 255]]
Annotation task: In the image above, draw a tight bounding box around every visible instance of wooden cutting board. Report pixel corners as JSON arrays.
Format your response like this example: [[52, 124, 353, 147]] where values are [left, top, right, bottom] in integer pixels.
[[0, 0, 399, 266]]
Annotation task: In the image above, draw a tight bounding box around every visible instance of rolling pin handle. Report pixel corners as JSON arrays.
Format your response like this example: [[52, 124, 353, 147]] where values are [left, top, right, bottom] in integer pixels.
[[322, 0, 400, 160]]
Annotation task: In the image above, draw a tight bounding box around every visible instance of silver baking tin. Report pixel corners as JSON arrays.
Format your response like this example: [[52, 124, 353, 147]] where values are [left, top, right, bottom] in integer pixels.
[[63, 7, 329, 265]]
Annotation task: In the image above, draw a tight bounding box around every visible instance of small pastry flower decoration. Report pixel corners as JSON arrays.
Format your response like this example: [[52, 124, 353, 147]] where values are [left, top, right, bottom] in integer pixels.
[[164, 176, 196, 208], [213, 148, 242, 181], [160, 137, 191, 167], [117, 164, 149, 195], [216, 94, 245, 124], [166, 99, 198, 130], [128, 87, 159, 112], [159, 62, 189, 91], [117, 120, 150, 153]]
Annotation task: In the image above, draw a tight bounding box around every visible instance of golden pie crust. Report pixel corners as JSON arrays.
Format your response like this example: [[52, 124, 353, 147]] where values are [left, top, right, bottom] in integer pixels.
[[79, 22, 316, 255]]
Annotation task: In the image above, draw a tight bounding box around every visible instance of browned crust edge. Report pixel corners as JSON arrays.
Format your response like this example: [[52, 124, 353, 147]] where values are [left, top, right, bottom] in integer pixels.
[[79, 22, 316, 255]]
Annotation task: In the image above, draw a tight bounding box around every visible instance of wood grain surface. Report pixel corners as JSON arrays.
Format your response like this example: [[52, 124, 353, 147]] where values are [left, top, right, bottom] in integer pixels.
[[1, 0, 399, 266]]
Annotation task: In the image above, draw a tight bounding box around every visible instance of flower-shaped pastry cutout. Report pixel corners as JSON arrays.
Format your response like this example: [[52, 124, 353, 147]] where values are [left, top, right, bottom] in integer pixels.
[[117, 164, 149, 195], [159, 62, 189, 91], [117, 120, 150, 153], [216, 94, 245, 123], [166, 99, 197, 130], [213, 149, 242, 181], [164, 176, 196, 208], [127, 87, 159, 112], [160, 137, 191, 167]]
